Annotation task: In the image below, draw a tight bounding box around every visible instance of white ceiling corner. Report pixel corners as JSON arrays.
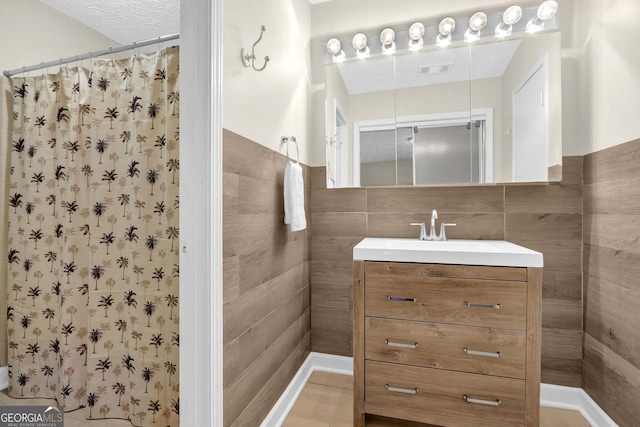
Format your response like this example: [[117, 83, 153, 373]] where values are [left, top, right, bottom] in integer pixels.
[[40, 0, 180, 44]]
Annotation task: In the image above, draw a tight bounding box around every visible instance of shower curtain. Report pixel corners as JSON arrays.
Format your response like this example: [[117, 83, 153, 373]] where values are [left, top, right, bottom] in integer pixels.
[[7, 46, 179, 426]]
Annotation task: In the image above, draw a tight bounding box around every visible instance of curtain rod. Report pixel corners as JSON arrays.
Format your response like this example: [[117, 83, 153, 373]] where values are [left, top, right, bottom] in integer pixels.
[[3, 33, 180, 78]]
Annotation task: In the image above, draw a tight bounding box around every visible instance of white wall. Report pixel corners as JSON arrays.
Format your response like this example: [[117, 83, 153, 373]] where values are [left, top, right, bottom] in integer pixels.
[[0, 0, 116, 74], [223, 0, 312, 165], [567, 0, 640, 155]]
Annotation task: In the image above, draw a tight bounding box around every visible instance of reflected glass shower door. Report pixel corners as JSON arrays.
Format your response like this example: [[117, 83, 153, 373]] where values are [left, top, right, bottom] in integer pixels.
[[413, 122, 483, 185]]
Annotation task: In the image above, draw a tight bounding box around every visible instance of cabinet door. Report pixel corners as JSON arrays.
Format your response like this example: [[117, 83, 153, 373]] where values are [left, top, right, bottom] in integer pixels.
[[366, 274, 527, 330]]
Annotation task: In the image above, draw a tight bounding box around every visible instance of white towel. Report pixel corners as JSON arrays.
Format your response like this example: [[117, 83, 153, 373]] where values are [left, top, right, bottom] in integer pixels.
[[284, 160, 306, 232]]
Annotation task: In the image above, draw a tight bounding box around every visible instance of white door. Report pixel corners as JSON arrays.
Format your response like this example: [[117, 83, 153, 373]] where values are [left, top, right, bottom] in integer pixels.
[[334, 104, 349, 187], [513, 60, 548, 182]]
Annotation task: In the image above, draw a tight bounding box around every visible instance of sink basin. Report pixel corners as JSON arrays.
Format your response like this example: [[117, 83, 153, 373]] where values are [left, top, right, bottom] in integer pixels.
[[353, 238, 543, 267]]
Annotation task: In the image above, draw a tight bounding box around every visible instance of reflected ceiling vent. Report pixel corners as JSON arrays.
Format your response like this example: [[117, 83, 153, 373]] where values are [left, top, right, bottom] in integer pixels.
[[418, 63, 453, 75]]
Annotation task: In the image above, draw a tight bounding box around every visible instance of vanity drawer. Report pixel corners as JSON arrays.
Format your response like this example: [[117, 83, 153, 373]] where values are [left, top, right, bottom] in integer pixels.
[[365, 360, 526, 427], [365, 317, 526, 379], [365, 274, 527, 330]]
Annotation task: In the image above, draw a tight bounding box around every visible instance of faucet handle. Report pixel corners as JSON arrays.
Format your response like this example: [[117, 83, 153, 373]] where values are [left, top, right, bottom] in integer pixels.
[[410, 222, 427, 241], [439, 223, 457, 241]]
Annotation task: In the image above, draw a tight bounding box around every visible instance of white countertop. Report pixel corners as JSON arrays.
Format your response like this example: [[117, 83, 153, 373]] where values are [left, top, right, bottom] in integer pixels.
[[353, 238, 543, 267]]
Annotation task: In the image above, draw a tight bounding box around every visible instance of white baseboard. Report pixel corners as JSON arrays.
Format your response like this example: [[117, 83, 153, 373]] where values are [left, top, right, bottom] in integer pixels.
[[260, 352, 352, 427], [261, 354, 618, 427], [0, 366, 8, 391], [541, 383, 618, 427]]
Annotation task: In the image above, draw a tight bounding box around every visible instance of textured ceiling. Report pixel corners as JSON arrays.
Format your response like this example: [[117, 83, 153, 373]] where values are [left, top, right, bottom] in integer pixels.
[[338, 39, 522, 95], [40, 0, 179, 44]]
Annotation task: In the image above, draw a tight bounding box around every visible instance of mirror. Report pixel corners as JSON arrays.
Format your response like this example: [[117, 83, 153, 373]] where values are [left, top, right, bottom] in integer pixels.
[[320, 2, 561, 188]]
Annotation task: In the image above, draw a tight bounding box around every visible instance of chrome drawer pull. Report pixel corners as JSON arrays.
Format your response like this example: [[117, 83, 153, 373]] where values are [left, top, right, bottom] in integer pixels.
[[385, 384, 418, 394], [387, 296, 418, 302], [463, 347, 501, 358], [464, 301, 501, 309], [463, 395, 501, 406], [385, 339, 419, 349]]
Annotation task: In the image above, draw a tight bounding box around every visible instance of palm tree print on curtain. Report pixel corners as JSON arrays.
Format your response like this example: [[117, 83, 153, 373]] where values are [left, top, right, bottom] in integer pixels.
[[7, 46, 180, 426]]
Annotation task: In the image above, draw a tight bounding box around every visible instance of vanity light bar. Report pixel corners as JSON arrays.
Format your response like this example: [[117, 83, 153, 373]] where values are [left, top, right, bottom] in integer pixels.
[[324, 1, 558, 64]]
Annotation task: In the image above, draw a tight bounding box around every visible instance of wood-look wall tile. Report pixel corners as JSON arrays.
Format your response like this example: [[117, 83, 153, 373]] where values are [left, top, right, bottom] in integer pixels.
[[239, 175, 284, 216], [224, 315, 310, 425], [541, 358, 582, 387], [542, 299, 582, 330], [223, 129, 278, 182], [311, 212, 367, 237], [311, 328, 352, 357], [224, 172, 239, 215], [505, 213, 582, 244], [583, 213, 640, 252], [224, 337, 240, 389], [222, 132, 312, 426], [311, 236, 363, 263], [542, 270, 555, 299], [551, 271, 583, 301], [224, 264, 306, 343], [311, 306, 351, 333], [311, 260, 353, 305], [582, 141, 640, 413], [312, 250, 352, 274], [542, 269, 582, 301], [231, 338, 310, 427], [366, 213, 504, 240], [584, 271, 640, 371], [223, 255, 240, 305], [584, 244, 640, 291], [505, 184, 582, 214], [559, 156, 583, 186], [583, 138, 640, 185], [583, 177, 640, 215], [311, 188, 367, 213], [583, 333, 640, 427], [239, 236, 307, 294], [311, 166, 327, 190], [542, 328, 583, 360], [226, 287, 310, 388], [224, 213, 295, 258], [541, 328, 583, 387], [520, 242, 581, 275], [366, 186, 504, 213]]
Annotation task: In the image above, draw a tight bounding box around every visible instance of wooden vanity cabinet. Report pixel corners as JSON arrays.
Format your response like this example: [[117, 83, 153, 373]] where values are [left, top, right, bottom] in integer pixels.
[[354, 261, 542, 427]]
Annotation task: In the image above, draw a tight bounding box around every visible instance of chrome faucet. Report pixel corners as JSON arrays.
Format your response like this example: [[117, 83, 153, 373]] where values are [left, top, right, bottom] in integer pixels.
[[411, 209, 457, 241], [429, 209, 438, 240]]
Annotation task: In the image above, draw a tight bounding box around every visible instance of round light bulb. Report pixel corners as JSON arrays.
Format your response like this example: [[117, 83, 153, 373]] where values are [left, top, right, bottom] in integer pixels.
[[503, 5, 523, 25], [469, 12, 488, 32], [409, 22, 425, 41], [438, 17, 456, 37], [352, 33, 368, 51], [326, 38, 342, 55], [380, 28, 395, 46], [537, 0, 558, 20]]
